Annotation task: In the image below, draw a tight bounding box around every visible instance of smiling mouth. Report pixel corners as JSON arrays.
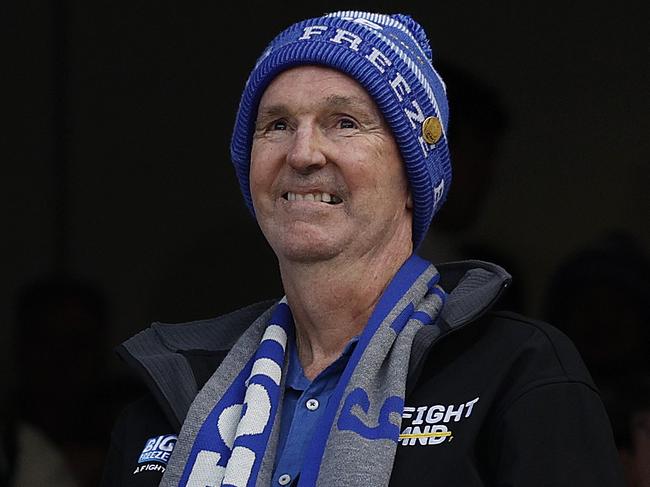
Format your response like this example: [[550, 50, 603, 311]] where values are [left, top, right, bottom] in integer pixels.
[[282, 191, 342, 205]]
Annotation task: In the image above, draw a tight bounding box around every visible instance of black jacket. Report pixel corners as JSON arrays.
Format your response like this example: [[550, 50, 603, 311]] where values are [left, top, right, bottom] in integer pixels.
[[101, 261, 625, 486]]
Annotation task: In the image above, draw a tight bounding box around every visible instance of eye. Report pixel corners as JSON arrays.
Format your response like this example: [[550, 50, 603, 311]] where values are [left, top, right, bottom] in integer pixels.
[[271, 119, 288, 130], [338, 118, 357, 129]]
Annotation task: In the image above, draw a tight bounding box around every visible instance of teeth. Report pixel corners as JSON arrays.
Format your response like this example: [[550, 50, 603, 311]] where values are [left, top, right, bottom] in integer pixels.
[[285, 192, 340, 204]]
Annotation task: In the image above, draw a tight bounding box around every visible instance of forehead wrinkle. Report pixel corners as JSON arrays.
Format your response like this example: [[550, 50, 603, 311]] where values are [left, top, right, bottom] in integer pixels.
[[324, 94, 367, 110], [324, 94, 380, 121]]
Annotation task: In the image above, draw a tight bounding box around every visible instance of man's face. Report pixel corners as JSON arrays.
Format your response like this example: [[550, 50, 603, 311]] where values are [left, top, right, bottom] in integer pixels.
[[250, 66, 412, 264]]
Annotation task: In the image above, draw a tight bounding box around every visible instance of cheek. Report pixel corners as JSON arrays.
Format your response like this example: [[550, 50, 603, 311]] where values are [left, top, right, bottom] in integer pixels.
[[375, 159, 410, 202], [249, 161, 262, 202], [249, 168, 271, 218], [249, 144, 274, 200], [369, 138, 408, 195]]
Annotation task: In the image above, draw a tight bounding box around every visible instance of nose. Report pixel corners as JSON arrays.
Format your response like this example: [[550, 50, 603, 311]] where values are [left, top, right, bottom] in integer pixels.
[[286, 124, 326, 173]]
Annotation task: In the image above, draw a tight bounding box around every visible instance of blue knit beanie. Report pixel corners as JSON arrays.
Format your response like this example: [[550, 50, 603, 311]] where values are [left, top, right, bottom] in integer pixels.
[[230, 11, 452, 249]]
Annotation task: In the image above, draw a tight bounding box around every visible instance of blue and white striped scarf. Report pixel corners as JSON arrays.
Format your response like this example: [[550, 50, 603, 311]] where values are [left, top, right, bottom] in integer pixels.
[[161, 254, 445, 486]]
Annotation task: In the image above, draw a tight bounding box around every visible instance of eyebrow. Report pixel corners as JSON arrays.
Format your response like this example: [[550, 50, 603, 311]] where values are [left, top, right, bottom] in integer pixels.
[[324, 94, 370, 111], [328, 95, 381, 123], [255, 105, 286, 126]]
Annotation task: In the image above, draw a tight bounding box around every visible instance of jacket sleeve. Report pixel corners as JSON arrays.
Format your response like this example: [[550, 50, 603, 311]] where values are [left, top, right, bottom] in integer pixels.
[[100, 401, 130, 487], [493, 380, 626, 486], [100, 395, 177, 487]]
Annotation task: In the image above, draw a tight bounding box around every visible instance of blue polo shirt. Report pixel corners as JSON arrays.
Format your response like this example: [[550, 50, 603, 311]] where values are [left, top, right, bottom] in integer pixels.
[[272, 336, 358, 486]]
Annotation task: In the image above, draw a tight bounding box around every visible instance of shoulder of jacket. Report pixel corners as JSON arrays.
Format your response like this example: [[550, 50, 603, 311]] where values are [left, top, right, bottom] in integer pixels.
[[474, 310, 598, 394], [115, 299, 278, 430], [482, 311, 587, 367], [124, 299, 278, 354], [414, 310, 596, 396]]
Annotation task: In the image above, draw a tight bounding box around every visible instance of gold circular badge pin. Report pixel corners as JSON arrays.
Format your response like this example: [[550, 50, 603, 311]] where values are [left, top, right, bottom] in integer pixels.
[[422, 116, 442, 144]]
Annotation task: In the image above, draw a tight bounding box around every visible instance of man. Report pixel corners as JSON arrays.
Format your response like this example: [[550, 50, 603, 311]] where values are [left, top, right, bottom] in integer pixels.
[[101, 11, 625, 486]]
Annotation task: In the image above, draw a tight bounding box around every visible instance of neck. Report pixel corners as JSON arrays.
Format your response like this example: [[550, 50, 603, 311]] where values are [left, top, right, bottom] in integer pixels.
[[279, 242, 412, 380]]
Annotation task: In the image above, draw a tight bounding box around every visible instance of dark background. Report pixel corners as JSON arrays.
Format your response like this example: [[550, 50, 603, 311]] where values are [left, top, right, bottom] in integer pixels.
[[2, 1, 648, 485]]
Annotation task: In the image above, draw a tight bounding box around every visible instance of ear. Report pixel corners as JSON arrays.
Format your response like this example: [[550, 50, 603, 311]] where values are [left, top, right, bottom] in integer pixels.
[[406, 192, 413, 210]]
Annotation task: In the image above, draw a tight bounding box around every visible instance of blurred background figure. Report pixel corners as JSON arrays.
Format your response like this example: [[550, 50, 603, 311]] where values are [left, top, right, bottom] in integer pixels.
[[1, 340, 13, 484], [2, 283, 78, 486], [417, 60, 524, 313], [6, 422, 79, 487], [11, 275, 143, 487], [599, 372, 650, 487], [542, 231, 650, 379]]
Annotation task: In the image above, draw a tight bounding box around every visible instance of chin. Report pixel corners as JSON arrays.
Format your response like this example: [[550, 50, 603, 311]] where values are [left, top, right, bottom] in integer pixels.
[[272, 234, 344, 264], [262, 221, 343, 262], [279, 243, 341, 264]]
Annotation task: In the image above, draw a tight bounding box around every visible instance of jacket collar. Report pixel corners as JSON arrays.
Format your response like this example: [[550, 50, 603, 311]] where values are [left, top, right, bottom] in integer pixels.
[[405, 260, 511, 396]]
